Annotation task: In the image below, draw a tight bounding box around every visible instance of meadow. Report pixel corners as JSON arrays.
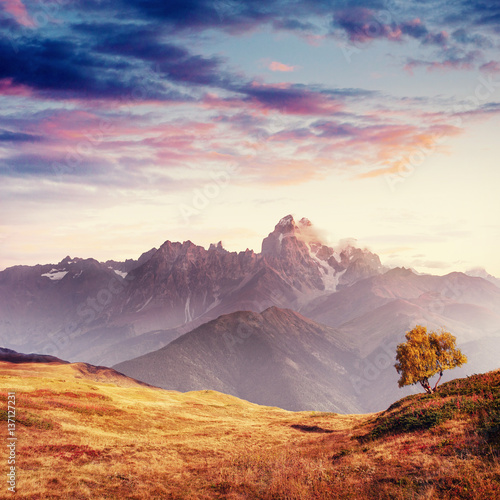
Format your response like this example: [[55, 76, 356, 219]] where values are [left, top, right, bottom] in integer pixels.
[[0, 361, 499, 499]]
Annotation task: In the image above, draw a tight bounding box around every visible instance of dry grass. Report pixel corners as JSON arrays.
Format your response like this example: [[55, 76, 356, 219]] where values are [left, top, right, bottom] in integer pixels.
[[0, 362, 499, 499]]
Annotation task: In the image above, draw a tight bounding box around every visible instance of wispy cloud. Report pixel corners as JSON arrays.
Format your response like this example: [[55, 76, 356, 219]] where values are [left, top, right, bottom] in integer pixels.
[[1, 0, 499, 192], [0, 0, 34, 26], [268, 61, 297, 72], [480, 61, 500, 74], [404, 49, 482, 74]]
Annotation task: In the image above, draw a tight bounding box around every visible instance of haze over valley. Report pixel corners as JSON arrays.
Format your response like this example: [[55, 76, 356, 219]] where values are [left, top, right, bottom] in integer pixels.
[[2, 215, 499, 412]]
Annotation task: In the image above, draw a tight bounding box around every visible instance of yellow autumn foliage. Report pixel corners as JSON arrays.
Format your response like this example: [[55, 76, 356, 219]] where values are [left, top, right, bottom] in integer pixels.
[[395, 325, 467, 393]]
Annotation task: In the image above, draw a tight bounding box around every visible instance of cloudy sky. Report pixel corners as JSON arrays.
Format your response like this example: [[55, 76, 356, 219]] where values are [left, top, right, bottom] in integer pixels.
[[1, 0, 499, 275]]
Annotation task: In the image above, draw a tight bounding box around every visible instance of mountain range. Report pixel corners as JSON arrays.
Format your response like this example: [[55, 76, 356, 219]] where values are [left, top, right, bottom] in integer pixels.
[[0, 215, 383, 366], [2, 215, 499, 412]]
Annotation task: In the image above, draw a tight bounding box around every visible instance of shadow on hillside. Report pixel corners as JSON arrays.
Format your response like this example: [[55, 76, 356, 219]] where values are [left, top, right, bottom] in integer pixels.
[[290, 424, 334, 433]]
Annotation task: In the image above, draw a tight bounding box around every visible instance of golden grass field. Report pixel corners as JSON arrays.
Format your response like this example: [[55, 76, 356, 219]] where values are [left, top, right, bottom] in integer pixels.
[[1, 361, 499, 499]]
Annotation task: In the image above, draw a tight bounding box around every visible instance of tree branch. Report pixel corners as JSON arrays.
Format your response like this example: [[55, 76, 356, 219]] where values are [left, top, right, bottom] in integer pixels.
[[433, 371, 443, 392]]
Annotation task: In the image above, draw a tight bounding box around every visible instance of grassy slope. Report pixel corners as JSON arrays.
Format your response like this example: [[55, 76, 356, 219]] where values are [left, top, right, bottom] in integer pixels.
[[0, 362, 499, 499]]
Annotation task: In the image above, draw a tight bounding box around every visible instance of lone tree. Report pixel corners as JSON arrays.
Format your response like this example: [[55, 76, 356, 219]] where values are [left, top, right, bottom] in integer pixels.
[[395, 325, 467, 394]]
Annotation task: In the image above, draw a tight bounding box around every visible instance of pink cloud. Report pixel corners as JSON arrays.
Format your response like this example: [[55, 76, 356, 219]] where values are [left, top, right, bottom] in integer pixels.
[[36, 112, 218, 155], [21, 107, 232, 173], [1, 0, 35, 26], [201, 93, 247, 111], [356, 124, 462, 179], [246, 82, 344, 116], [268, 61, 297, 72], [480, 61, 500, 74], [203, 84, 344, 117], [0, 78, 33, 97], [404, 51, 480, 74]]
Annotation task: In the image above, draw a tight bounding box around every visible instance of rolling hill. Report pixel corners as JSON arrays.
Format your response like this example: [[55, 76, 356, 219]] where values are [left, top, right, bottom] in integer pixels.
[[1, 354, 498, 499]]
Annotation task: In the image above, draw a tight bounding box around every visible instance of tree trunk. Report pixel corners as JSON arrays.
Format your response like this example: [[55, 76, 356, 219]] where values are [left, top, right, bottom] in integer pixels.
[[420, 378, 433, 394], [433, 371, 443, 392]]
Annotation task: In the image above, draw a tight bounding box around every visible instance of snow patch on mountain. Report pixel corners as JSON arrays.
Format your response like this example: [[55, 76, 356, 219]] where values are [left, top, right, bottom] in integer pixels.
[[137, 296, 153, 313], [185, 295, 193, 323], [324, 268, 346, 292], [41, 269, 68, 281], [308, 248, 339, 292], [278, 215, 295, 227]]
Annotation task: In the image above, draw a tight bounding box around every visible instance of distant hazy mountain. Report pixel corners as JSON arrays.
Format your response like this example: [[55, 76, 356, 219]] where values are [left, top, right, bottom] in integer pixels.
[[0, 215, 383, 365], [115, 275, 500, 413], [466, 267, 500, 289], [0, 250, 156, 363], [114, 307, 361, 412], [304, 267, 500, 341], [301, 268, 500, 410], [103, 248, 157, 274]]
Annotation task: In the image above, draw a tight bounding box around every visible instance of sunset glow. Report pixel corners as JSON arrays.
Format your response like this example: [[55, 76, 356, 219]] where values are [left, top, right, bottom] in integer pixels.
[[1, 0, 499, 275]]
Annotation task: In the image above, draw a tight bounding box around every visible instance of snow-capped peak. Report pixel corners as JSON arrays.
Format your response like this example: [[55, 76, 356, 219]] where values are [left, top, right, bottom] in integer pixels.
[[277, 214, 296, 227], [466, 267, 500, 288]]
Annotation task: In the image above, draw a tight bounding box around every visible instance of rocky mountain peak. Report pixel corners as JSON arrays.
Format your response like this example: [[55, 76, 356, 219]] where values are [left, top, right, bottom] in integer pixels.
[[208, 241, 227, 253], [262, 215, 319, 255], [385, 267, 414, 277], [262, 215, 305, 256], [276, 214, 298, 233], [274, 215, 313, 235], [59, 256, 82, 266]]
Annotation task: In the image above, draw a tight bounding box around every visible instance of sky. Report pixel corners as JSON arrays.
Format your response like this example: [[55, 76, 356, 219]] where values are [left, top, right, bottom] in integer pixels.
[[1, 0, 499, 275]]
